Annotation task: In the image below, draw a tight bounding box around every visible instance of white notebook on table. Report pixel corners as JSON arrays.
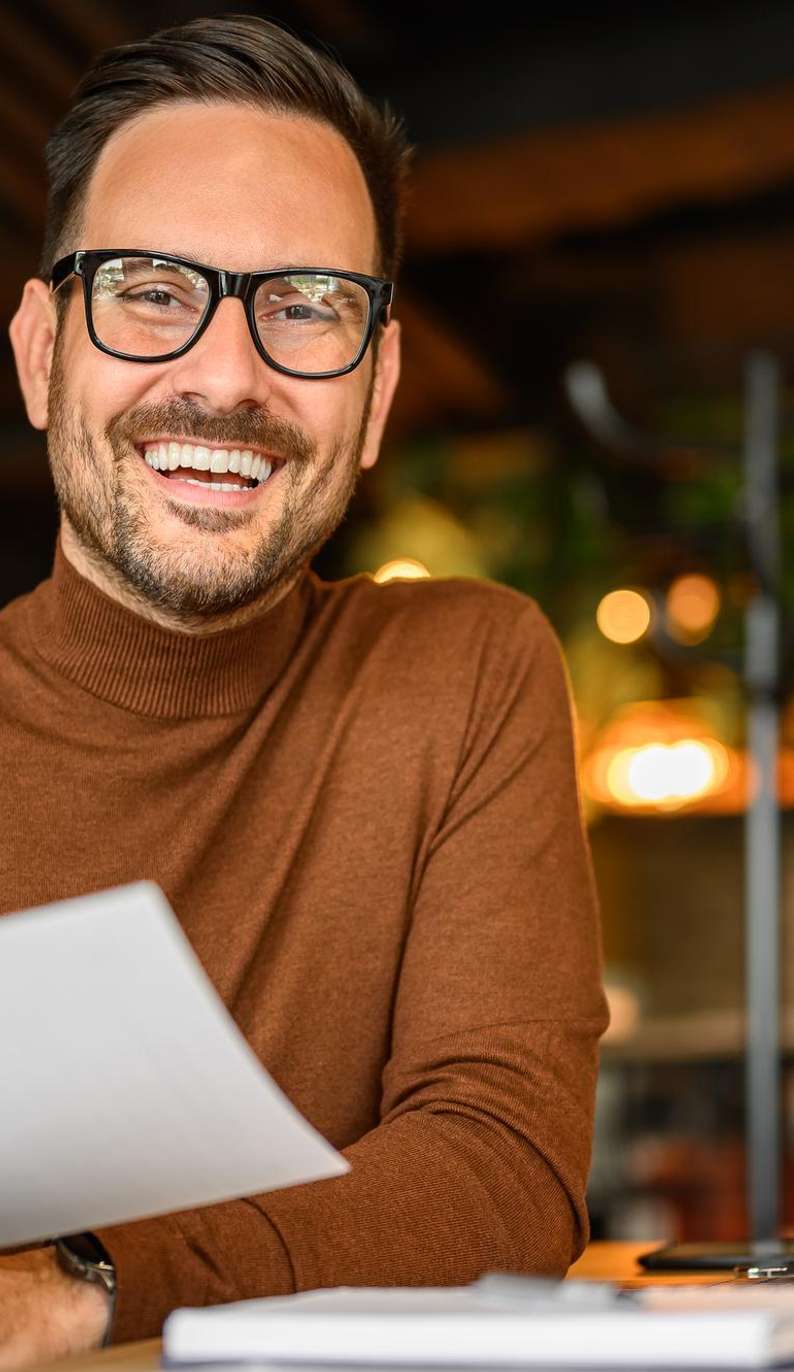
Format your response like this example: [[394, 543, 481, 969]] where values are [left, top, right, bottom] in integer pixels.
[[163, 1276, 794, 1368]]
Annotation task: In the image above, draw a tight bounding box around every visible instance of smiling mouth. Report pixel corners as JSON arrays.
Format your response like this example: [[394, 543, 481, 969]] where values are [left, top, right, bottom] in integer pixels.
[[138, 440, 283, 492]]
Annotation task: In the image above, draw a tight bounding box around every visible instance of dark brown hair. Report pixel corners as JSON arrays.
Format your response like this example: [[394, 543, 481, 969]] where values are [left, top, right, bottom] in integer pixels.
[[40, 13, 411, 280]]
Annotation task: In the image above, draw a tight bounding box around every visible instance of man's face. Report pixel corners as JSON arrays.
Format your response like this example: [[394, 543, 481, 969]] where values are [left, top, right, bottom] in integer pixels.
[[34, 103, 399, 622]]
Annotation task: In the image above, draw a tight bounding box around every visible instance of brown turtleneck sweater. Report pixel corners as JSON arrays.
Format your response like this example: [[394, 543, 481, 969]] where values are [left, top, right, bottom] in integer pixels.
[[0, 539, 606, 1344]]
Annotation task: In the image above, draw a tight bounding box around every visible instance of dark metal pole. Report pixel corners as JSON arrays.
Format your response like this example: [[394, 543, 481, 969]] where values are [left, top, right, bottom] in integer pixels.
[[743, 350, 782, 1242]]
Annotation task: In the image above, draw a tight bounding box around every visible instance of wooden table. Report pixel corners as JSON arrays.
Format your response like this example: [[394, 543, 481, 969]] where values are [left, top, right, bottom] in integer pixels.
[[31, 1242, 728, 1372], [569, 1240, 734, 1288]]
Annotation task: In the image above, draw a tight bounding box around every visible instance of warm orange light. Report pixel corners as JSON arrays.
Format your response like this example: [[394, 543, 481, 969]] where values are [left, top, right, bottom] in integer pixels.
[[596, 589, 652, 645], [666, 574, 720, 643], [372, 558, 431, 584], [582, 699, 794, 815], [602, 738, 729, 810], [582, 699, 739, 814]]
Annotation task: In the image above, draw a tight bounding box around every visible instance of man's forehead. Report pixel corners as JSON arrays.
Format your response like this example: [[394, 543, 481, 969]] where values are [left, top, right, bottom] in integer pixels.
[[81, 102, 378, 273]]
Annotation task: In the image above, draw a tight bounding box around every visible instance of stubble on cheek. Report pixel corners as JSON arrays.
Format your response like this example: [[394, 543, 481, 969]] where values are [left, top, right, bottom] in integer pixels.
[[46, 347, 120, 572]]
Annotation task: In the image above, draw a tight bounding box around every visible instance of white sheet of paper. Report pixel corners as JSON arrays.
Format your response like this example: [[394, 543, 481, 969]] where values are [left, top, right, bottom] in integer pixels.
[[0, 881, 348, 1246]]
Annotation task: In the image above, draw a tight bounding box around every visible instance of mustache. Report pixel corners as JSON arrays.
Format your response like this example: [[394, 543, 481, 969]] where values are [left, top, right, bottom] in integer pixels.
[[107, 400, 315, 465]]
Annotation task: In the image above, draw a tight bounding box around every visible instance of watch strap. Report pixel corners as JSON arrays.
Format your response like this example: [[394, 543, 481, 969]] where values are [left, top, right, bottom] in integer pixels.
[[55, 1233, 116, 1345]]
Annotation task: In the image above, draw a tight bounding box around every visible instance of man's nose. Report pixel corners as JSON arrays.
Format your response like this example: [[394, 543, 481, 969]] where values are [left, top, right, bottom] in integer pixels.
[[167, 297, 273, 414]]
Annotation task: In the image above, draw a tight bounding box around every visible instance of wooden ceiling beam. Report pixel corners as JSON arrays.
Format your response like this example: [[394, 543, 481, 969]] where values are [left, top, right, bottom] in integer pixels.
[[527, 227, 794, 375], [408, 83, 794, 253]]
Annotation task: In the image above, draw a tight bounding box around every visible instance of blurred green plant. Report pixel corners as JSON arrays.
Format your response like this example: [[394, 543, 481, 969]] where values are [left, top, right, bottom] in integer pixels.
[[336, 384, 794, 747]]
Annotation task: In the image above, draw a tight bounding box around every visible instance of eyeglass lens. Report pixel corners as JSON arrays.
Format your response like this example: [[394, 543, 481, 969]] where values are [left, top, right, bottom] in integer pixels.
[[90, 256, 371, 372]]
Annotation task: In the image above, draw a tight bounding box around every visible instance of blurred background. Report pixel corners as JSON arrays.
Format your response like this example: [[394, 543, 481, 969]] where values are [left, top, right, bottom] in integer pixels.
[[6, 0, 794, 1244]]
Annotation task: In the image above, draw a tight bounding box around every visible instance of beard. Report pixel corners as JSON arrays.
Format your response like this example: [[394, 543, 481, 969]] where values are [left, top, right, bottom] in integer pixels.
[[46, 338, 373, 624]]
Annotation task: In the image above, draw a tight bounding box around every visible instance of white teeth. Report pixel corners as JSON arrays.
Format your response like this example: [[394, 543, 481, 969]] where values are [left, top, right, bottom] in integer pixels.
[[177, 478, 253, 492], [143, 441, 275, 482]]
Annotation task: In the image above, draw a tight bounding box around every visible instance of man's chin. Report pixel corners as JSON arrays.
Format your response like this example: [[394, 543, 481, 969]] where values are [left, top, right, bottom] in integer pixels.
[[107, 529, 287, 621], [97, 470, 289, 616]]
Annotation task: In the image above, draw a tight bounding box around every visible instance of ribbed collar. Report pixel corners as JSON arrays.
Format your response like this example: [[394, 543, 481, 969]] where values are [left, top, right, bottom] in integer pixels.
[[27, 538, 313, 719]]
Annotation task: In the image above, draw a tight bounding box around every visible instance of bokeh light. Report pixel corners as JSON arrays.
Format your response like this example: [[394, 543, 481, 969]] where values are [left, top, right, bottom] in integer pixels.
[[602, 984, 642, 1045], [372, 558, 431, 584], [596, 589, 652, 645], [666, 574, 720, 643], [596, 738, 730, 810]]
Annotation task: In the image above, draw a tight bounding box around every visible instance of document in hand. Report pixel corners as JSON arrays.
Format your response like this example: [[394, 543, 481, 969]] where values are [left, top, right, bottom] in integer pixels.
[[162, 1278, 794, 1368], [0, 881, 347, 1247]]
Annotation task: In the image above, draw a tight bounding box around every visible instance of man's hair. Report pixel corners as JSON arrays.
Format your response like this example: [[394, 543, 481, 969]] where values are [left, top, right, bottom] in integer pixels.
[[40, 13, 411, 281]]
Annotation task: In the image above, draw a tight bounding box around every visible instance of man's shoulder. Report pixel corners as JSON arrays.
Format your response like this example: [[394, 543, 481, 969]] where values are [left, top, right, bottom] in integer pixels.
[[319, 568, 536, 622], [313, 571, 558, 671]]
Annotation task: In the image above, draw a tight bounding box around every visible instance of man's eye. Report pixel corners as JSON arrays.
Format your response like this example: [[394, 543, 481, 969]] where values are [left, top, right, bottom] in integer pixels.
[[261, 295, 336, 325], [283, 303, 315, 321], [125, 286, 183, 309]]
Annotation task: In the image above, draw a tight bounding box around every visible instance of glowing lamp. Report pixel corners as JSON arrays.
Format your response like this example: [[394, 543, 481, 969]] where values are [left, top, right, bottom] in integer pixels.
[[604, 738, 730, 810], [582, 699, 740, 814]]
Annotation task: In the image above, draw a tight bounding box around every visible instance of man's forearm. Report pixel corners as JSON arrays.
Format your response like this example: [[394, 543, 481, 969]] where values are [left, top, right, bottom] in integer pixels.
[[96, 1018, 601, 1342]]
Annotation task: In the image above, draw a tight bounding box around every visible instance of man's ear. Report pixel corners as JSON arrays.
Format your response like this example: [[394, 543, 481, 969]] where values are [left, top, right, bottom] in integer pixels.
[[9, 279, 57, 431], [359, 318, 401, 472]]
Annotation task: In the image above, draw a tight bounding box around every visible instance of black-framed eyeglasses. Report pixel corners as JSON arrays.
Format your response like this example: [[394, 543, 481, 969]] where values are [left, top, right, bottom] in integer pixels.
[[50, 249, 394, 380]]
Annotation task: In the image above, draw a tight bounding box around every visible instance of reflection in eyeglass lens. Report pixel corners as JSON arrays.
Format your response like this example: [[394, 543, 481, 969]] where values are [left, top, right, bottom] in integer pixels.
[[92, 257, 210, 356], [253, 274, 369, 368]]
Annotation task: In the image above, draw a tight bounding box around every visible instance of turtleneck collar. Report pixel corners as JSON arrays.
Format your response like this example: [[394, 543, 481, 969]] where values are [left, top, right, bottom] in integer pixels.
[[27, 537, 314, 719]]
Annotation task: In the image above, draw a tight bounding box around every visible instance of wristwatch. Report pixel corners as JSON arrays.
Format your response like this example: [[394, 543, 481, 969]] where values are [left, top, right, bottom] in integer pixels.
[[55, 1232, 116, 1344]]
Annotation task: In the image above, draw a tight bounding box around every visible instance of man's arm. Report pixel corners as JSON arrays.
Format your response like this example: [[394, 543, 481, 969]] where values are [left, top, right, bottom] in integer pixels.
[[2, 598, 607, 1355], [95, 599, 607, 1341]]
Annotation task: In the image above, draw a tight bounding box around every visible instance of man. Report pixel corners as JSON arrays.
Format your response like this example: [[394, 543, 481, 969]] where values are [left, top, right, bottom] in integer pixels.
[[2, 14, 607, 1367]]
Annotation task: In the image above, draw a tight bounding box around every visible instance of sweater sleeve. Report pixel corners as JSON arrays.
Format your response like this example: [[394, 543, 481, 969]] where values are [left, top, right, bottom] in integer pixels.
[[96, 600, 608, 1342]]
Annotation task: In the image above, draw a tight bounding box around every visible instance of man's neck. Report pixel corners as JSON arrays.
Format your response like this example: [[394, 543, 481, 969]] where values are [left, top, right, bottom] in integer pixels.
[[58, 522, 301, 637]]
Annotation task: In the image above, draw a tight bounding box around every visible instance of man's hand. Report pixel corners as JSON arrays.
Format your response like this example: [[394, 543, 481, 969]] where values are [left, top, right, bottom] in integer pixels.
[[0, 1247, 111, 1370]]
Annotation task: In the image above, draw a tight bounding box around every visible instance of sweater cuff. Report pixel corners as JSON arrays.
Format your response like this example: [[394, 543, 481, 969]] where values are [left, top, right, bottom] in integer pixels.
[[94, 1206, 294, 1344]]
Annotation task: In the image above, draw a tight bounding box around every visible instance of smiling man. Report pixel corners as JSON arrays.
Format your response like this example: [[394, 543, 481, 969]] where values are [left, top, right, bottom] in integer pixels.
[[2, 14, 607, 1368], [24, 94, 396, 628]]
